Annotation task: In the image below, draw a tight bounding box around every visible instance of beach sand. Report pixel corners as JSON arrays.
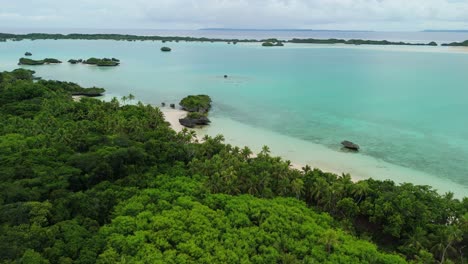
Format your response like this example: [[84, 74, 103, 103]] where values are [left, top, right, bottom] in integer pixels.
[[161, 108, 187, 133]]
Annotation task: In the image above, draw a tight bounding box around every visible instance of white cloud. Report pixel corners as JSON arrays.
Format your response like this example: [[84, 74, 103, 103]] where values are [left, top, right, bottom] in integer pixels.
[[0, 0, 468, 30]]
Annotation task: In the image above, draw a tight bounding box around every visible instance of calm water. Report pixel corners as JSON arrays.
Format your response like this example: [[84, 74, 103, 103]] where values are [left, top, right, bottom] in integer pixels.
[[1, 36, 467, 197]]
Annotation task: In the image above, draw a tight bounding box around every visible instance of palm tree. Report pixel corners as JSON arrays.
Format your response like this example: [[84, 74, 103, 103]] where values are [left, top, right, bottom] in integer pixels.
[[241, 146, 252, 160], [302, 165, 312, 173], [352, 181, 370, 203], [431, 226, 463, 263], [319, 230, 339, 254], [404, 226, 428, 254], [290, 178, 304, 199]]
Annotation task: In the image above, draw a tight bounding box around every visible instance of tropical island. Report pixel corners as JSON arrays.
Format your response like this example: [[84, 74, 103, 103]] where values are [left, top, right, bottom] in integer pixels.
[[262, 40, 285, 47], [0, 68, 466, 264], [82, 57, 120, 66], [66, 58, 120, 66], [289, 38, 439, 46], [178, 94, 212, 128], [441, 40, 468, 46], [18, 57, 62, 65], [0, 32, 460, 47]]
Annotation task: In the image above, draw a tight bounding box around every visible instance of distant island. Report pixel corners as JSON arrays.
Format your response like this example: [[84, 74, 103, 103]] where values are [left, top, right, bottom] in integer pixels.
[[289, 38, 438, 46], [262, 41, 284, 47], [1, 32, 464, 47], [199, 28, 374, 32], [18, 58, 62, 65], [423, 29, 468, 32], [441, 40, 468, 47], [68, 57, 120, 66]]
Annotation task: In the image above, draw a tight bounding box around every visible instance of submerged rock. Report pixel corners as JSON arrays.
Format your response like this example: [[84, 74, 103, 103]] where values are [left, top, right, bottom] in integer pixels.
[[341, 140, 360, 151], [170, 103, 175, 109], [25, 52, 32, 56], [161, 102, 166, 107]]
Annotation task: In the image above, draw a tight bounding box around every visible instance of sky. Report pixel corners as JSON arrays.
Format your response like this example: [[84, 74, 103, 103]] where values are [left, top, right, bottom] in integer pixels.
[[1, 0, 468, 31]]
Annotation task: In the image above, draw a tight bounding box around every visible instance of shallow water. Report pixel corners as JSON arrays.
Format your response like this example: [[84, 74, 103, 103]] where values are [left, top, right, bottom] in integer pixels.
[[1, 39, 467, 197]]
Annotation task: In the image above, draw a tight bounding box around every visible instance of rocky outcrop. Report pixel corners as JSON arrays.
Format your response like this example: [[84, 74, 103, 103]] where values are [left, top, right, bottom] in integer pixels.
[[179, 115, 211, 128], [341, 141, 360, 151]]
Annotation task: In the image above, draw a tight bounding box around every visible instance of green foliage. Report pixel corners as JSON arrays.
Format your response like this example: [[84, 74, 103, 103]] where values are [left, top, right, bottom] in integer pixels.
[[179, 94, 212, 113], [262, 41, 284, 47], [0, 33, 262, 44], [289, 38, 439, 46], [0, 69, 466, 264], [262, 42, 275, 47], [442, 40, 468, 46], [83, 58, 119, 66], [18, 58, 62, 65], [186, 112, 207, 119]]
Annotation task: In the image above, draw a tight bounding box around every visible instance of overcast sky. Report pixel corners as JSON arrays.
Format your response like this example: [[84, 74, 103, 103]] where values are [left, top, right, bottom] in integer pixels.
[[1, 0, 468, 31]]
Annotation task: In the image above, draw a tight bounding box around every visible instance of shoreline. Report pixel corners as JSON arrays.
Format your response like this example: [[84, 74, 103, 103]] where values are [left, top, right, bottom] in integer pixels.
[[161, 108, 467, 197], [161, 107, 316, 172], [161, 107, 365, 180]]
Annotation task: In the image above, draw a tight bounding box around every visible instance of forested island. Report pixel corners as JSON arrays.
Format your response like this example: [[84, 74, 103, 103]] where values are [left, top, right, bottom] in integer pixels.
[[0, 69, 466, 263], [262, 41, 285, 47], [442, 40, 468, 46], [82, 57, 120, 66], [0, 32, 459, 47], [18, 58, 62, 65], [178, 95, 212, 128], [289, 38, 438, 46]]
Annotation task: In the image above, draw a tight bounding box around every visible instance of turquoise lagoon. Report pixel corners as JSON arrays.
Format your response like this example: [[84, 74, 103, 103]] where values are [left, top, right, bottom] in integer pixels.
[[1, 39, 467, 197]]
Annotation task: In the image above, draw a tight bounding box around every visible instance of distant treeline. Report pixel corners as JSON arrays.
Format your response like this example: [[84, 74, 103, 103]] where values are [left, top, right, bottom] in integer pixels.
[[3, 32, 468, 46], [0, 33, 259, 43], [442, 40, 468, 46], [289, 38, 438, 46]]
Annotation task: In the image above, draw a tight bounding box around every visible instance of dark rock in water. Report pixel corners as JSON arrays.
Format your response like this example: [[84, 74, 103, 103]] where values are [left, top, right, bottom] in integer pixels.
[[170, 103, 175, 109], [161, 47, 171, 52], [25, 52, 32, 56], [179, 116, 211, 128], [161, 102, 166, 107], [341, 140, 360, 151], [224, 75, 228, 78]]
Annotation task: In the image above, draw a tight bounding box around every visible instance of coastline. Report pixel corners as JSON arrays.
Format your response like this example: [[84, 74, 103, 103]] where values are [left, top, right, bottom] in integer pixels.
[[161, 108, 467, 197]]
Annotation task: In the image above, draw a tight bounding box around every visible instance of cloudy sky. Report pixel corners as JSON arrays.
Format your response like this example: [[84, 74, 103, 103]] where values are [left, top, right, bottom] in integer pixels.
[[1, 0, 468, 31]]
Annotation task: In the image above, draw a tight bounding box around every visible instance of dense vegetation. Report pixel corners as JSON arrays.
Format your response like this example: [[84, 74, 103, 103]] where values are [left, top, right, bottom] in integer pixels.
[[83, 58, 120, 67], [0, 69, 466, 263], [0, 33, 260, 43], [442, 40, 468, 46], [262, 41, 284, 47], [179, 94, 212, 113], [18, 58, 62, 65], [0, 33, 453, 47], [289, 38, 438, 46]]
